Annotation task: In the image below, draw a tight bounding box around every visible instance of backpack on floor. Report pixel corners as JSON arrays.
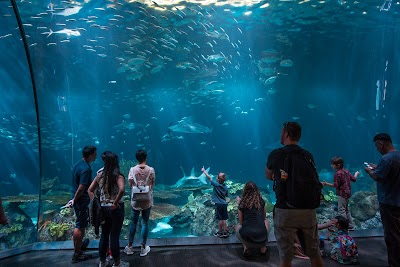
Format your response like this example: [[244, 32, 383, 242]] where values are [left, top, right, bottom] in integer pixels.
[[338, 234, 358, 259]]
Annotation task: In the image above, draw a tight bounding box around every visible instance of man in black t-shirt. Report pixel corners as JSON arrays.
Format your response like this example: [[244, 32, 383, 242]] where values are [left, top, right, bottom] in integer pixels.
[[69, 145, 97, 263], [266, 122, 323, 267]]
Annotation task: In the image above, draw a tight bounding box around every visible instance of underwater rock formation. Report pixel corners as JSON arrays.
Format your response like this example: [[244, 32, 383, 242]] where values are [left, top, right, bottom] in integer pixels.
[[360, 211, 382, 229], [350, 191, 379, 221]]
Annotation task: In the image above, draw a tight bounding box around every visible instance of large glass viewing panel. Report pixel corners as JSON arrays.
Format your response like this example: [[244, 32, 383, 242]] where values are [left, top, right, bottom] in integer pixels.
[[4, 0, 398, 243], [0, 1, 40, 251]]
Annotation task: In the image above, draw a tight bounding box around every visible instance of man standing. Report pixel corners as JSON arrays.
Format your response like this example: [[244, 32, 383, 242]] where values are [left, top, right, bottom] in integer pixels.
[[364, 133, 400, 267], [69, 145, 97, 263], [265, 122, 323, 267]]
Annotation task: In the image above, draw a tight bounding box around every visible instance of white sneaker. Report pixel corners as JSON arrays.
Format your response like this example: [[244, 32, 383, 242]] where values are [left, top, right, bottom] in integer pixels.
[[140, 245, 150, 257], [124, 245, 134, 255], [112, 260, 129, 267], [99, 261, 107, 267]]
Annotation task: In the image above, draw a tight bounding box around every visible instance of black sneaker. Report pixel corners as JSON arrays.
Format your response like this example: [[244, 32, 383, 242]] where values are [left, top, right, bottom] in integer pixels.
[[213, 232, 223, 238], [81, 238, 90, 251], [222, 232, 230, 238], [71, 252, 92, 263]]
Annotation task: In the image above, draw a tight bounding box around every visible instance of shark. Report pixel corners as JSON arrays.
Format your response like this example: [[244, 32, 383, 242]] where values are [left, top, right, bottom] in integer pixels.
[[172, 167, 210, 188], [168, 117, 212, 134], [54, 6, 82, 17], [47, 29, 81, 38]]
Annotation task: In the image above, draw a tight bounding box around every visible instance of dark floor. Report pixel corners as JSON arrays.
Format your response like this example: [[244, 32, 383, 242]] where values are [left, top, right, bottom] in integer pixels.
[[0, 236, 388, 267]]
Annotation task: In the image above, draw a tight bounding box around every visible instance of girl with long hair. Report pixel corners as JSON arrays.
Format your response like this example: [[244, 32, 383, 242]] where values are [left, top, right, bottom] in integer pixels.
[[236, 181, 270, 257], [88, 152, 129, 267]]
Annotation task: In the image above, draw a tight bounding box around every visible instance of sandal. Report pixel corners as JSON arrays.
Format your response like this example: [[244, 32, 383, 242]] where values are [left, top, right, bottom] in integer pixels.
[[71, 252, 92, 263], [260, 246, 268, 255], [243, 249, 251, 258], [81, 238, 90, 251]]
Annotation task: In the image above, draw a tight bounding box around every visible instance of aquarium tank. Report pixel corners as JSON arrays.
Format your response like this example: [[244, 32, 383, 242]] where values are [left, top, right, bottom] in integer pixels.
[[1, 0, 399, 253]]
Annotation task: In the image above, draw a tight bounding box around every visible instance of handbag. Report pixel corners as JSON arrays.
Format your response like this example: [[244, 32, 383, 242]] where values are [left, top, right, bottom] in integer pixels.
[[131, 169, 152, 201]]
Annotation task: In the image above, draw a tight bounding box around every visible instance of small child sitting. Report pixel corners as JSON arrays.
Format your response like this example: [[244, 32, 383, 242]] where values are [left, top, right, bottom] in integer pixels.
[[329, 216, 359, 265], [201, 166, 229, 238]]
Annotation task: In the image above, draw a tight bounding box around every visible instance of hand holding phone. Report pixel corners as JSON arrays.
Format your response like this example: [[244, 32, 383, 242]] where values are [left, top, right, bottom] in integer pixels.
[[364, 162, 373, 169]]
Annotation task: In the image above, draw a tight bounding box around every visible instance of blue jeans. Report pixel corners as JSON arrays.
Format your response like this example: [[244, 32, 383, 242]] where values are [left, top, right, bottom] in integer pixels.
[[128, 207, 151, 245], [99, 203, 124, 262]]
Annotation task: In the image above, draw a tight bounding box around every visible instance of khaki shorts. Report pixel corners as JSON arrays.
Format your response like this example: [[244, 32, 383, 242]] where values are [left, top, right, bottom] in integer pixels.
[[274, 208, 320, 261]]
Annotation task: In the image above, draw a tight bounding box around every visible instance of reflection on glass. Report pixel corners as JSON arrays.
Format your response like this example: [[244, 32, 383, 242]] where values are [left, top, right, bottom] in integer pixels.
[[0, 2, 39, 251]]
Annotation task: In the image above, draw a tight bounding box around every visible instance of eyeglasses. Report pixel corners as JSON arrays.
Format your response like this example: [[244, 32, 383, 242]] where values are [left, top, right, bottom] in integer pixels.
[[283, 122, 291, 137]]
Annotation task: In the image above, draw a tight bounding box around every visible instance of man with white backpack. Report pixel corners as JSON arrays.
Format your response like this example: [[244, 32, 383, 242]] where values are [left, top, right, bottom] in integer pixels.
[[124, 149, 156, 257]]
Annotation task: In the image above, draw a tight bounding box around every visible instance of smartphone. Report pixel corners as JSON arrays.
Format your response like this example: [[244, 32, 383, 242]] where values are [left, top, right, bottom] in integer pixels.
[[364, 162, 372, 169]]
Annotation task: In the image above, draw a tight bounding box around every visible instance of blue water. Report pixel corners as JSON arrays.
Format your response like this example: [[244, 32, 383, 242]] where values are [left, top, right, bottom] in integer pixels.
[[0, 0, 399, 245]]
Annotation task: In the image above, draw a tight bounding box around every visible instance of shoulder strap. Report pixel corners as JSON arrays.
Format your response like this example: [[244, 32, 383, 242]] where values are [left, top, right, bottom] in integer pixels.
[[133, 166, 152, 185], [144, 167, 152, 184], [131, 166, 138, 185]]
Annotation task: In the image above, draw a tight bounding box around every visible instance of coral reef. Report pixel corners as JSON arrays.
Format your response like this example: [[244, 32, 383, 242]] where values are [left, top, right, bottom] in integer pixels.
[[360, 211, 382, 229], [2, 194, 39, 203], [150, 203, 181, 220], [323, 190, 337, 202], [224, 180, 243, 195], [0, 179, 385, 249], [153, 190, 180, 200], [48, 222, 69, 238], [0, 223, 24, 235], [0, 200, 36, 251]]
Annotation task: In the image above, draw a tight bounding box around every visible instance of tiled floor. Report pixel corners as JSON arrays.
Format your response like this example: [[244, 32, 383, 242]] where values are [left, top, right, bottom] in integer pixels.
[[0, 236, 389, 267]]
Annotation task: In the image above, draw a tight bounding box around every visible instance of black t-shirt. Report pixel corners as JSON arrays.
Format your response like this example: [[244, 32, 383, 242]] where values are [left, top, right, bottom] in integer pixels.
[[239, 199, 268, 243], [72, 160, 92, 202], [266, 144, 314, 208]]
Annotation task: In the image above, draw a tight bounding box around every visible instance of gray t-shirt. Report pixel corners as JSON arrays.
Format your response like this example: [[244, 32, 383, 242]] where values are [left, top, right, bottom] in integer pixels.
[[373, 150, 400, 206], [210, 180, 228, 204]]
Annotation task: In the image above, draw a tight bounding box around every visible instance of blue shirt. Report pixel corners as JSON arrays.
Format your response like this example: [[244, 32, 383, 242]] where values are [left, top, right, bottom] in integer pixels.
[[72, 160, 92, 201], [210, 180, 228, 204], [373, 150, 400, 207]]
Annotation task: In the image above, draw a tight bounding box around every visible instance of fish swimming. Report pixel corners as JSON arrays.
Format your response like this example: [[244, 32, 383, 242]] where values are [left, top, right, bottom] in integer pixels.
[[47, 29, 81, 38], [54, 6, 82, 17]]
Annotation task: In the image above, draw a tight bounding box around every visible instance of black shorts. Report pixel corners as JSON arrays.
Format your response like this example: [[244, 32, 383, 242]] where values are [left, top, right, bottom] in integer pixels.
[[74, 198, 90, 229], [215, 203, 228, 220]]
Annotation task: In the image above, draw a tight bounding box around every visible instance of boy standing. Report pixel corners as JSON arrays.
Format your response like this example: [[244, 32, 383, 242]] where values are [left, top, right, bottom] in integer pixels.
[[322, 156, 359, 230], [201, 167, 229, 238]]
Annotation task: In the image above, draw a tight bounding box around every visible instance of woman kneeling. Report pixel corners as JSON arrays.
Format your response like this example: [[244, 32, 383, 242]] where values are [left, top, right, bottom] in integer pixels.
[[236, 181, 270, 257]]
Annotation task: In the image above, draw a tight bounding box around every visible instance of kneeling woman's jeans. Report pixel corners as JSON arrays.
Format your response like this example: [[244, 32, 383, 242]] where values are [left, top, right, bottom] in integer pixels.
[[99, 203, 124, 262], [129, 207, 151, 245]]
